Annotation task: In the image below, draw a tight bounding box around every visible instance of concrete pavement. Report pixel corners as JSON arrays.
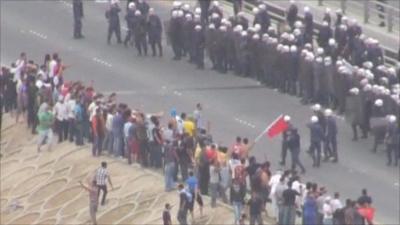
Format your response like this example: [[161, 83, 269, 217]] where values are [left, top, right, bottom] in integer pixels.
[[0, 0, 399, 224]]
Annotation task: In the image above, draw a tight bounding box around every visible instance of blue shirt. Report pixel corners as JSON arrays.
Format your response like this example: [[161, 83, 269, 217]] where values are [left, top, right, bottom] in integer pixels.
[[186, 176, 198, 193]]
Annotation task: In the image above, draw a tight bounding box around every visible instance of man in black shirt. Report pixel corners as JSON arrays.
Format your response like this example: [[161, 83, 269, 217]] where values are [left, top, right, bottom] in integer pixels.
[[281, 181, 300, 225], [357, 188, 372, 206]]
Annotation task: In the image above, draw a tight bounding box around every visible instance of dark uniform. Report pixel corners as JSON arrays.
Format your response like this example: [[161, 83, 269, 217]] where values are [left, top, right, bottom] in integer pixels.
[[193, 26, 206, 69], [123, 7, 136, 47], [147, 12, 163, 57], [132, 11, 147, 56], [325, 115, 338, 162], [233, 0, 242, 15], [106, 3, 122, 44], [286, 2, 298, 30], [73, 0, 84, 39], [308, 120, 325, 167], [198, 0, 211, 24], [385, 119, 399, 166]]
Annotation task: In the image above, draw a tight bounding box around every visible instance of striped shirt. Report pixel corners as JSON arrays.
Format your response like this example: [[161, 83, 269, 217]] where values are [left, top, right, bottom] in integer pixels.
[[95, 167, 109, 186]]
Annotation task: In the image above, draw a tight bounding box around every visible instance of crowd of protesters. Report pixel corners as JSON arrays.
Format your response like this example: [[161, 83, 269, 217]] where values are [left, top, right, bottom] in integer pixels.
[[0, 50, 378, 225]]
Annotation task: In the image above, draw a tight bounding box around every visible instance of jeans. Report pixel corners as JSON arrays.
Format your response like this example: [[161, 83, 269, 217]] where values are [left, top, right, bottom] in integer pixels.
[[210, 182, 219, 208], [290, 148, 305, 172], [164, 162, 176, 191], [250, 214, 263, 225], [281, 205, 296, 225], [232, 201, 243, 225], [68, 119, 75, 142], [310, 141, 322, 167], [323, 218, 333, 225], [92, 135, 104, 156], [113, 133, 124, 157], [177, 209, 188, 225], [97, 185, 107, 206], [75, 122, 84, 145], [103, 130, 114, 154], [179, 160, 189, 181], [56, 119, 68, 142]]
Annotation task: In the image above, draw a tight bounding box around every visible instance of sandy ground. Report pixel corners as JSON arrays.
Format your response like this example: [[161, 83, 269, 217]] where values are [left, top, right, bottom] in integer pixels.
[[0, 114, 237, 225]]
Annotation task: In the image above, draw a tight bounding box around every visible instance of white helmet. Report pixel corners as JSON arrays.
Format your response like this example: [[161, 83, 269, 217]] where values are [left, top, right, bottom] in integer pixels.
[[324, 109, 333, 117], [328, 38, 336, 46], [253, 7, 259, 14], [212, 0, 220, 7], [290, 45, 297, 52], [208, 23, 215, 29], [128, 2, 135, 9], [304, 6, 310, 13], [195, 25, 202, 31], [387, 115, 397, 123], [284, 115, 291, 122], [374, 99, 383, 107], [311, 116, 319, 123], [312, 104, 321, 111], [194, 7, 201, 14], [183, 3, 190, 11], [350, 87, 359, 95]]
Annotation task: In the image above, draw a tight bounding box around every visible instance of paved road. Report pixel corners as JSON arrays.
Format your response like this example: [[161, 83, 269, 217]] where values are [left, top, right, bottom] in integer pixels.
[[1, 0, 399, 224]]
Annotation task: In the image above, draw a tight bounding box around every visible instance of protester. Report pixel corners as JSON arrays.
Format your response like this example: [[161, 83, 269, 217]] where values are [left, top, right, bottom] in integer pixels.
[[94, 161, 114, 206], [79, 180, 99, 225]]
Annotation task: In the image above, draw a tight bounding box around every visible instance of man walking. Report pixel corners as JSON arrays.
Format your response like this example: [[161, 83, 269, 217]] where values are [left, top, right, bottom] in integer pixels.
[[308, 116, 325, 167], [73, 0, 84, 39], [94, 162, 114, 206], [37, 103, 54, 152], [106, 0, 122, 44]]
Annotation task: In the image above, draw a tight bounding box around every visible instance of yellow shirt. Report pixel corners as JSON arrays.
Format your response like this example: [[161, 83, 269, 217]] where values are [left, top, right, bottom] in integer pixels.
[[183, 120, 195, 137]]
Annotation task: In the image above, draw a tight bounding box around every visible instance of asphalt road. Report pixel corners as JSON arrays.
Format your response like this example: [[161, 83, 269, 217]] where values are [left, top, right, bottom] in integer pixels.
[[1, 0, 399, 224]]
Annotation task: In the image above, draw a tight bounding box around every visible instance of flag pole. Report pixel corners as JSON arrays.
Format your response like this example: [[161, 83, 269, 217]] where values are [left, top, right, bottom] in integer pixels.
[[254, 114, 283, 143]]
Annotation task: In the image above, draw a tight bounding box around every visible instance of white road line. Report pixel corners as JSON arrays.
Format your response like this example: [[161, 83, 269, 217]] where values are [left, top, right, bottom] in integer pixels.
[[95, 0, 109, 3], [234, 117, 256, 129], [122, 26, 129, 31], [29, 30, 47, 40], [92, 57, 112, 68], [173, 91, 182, 96], [60, 0, 72, 8]]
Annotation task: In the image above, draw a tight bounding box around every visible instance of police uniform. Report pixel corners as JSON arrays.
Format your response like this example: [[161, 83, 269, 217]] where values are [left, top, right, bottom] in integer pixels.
[[73, 0, 84, 39]]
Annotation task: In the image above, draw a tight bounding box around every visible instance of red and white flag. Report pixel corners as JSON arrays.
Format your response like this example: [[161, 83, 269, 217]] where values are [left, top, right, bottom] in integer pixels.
[[255, 115, 289, 142]]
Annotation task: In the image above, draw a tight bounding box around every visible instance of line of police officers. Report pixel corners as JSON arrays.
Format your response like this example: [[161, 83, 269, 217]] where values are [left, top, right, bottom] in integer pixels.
[[72, 0, 399, 167], [165, 1, 399, 167]]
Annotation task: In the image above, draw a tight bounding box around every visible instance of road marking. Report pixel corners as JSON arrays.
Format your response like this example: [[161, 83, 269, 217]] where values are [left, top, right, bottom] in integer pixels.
[[173, 90, 182, 96], [395, 182, 399, 187], [29, 30, 47, 40], [95, 0, 109, 3], [234, 117, 256, 129], [60, 0, 72, 8], [92, 57, 112, 67], [122, 26, 129, 31]]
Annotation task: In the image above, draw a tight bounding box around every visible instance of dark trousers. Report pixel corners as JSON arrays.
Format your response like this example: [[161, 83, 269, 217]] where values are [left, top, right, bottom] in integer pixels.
[[56, 119, 69, 143], [310, 142, 321, 167], [135, 36, 148, 56], [250, 214, 263, 225], [324, 135, 338, 160], [149, 39, 163, 56], [74, 18, 82, 37], [281, 142, 288, 165], [68, 119, 75, 142], [195, 47, 204, 69], [75, 122, 84, 145], [290, 148, 305, 172], [107, 24, 122, 44], [124, 29, 133, 46], [387, 144, 399, 165], [140, 141, 149, 167], [179, 160, 189, 181], [172, 41, 182, 59], [199, 165, 210, 195], [97, 185, 107, 205]]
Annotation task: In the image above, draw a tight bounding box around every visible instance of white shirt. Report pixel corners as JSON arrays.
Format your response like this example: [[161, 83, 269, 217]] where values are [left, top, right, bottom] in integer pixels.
[[66, 99, 76, 119], [323, 203, 333, 219], [269, 173, 282, 198], [88, 102, 97, 121], [193, 109, 204, 129], [106, 114, 114, 131], [163, 128, 174, 142], [48, 59, 57, 78], [176, 116, 184, 135], [228, 159, 241, 179], [14, 59, 25, 82], [331, 199, 343, 212], [53, 102, 68, 121]]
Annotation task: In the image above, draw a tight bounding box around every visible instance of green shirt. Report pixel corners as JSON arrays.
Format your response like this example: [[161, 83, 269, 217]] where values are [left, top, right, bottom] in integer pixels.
[[37, 111, 54, 132]]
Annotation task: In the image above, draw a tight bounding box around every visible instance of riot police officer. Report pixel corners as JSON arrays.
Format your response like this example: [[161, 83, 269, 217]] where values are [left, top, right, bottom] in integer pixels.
[[147, 8, 163, 57], [73, 0, 84, 39], [106, 0, 122, 44]]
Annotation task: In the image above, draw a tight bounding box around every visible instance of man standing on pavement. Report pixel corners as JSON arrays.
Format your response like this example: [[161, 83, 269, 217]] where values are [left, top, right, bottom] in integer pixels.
[[106, 0, 122, 45], [147, 8, 163, 57], [177, 183, 190, 225], [95, 161, 114, 206], [308, 116, 325, 167], [324, 109, 338, 162], [72, 0, 84, 39]]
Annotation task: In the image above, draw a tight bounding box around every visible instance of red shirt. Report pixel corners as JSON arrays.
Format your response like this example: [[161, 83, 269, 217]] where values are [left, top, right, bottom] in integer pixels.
[[206, 148, 217, 162]]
